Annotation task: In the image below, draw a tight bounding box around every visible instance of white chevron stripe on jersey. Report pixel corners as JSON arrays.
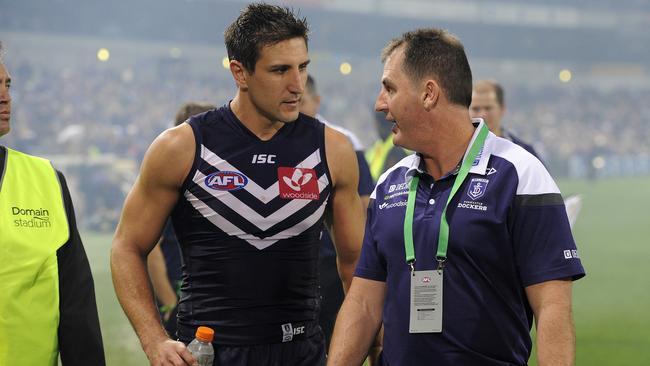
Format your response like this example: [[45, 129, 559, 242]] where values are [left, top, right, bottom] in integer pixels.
[[199, 145, 324, 204], [189, 171, 330, 231], [185, 190, 328, 250]]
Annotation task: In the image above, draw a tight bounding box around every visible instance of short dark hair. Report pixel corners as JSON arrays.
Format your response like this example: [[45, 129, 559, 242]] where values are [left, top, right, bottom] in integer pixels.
[[224, 3, 309, 72], [381, 28, 473, 108], [473, 79, 505, 108], [174, 102, 215, 126]]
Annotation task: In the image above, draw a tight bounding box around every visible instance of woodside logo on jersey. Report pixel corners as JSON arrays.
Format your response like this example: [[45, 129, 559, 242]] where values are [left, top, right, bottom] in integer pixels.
[[278, 167, 319, 200], [205, 171, 248, 191]]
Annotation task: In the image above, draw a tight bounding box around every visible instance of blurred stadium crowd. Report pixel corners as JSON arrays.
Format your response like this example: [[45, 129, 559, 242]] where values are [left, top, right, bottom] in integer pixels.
[[2, 0, 649, 231], [3, 52, 648, 231], [6, 54, 649, 166]]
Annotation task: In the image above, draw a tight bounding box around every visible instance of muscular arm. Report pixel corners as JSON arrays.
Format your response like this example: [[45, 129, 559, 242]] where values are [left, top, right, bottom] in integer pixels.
[[110, 124, 196, 366], [526, 279, 576, 366], [325, 127, 365, 293], [327, 277, 386, 366]]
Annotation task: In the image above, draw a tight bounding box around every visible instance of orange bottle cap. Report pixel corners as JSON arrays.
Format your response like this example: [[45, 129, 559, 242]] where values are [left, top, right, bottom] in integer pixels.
[[195, 326, 215, 342]]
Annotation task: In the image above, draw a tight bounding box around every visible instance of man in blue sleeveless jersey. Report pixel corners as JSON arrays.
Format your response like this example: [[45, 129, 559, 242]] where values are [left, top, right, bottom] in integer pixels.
[[111, 4, 364, 366], [328, 29, 585, 366], [0, 42, 105, 366]]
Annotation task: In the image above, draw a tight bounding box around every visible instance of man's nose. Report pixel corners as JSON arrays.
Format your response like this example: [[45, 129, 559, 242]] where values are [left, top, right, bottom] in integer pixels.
[[0, 87, 10, 103], [375, 89, 387, 113], [288, 69, 304, 94]]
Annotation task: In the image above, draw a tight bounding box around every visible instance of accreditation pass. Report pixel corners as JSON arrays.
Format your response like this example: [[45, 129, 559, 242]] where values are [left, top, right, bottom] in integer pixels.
[[409, 270, 443, 333]]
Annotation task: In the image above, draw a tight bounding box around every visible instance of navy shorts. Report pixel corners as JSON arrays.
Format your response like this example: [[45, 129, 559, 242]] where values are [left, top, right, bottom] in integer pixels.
[[212, 331, 326, 366]]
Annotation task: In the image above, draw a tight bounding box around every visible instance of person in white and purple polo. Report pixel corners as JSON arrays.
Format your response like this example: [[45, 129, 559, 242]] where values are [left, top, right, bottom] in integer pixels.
[[328, 28, 585, 366]]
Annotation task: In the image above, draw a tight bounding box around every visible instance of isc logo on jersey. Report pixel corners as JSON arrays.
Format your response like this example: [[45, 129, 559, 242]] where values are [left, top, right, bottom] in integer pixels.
[[205, 171, 248, 191], [278, 167, 320, 200]]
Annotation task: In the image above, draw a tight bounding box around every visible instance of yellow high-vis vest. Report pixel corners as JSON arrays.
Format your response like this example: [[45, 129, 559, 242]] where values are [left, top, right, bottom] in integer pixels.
[[0, 147, 69, 366], [365, 135, 396, 182], [365, 135, 411, 182]]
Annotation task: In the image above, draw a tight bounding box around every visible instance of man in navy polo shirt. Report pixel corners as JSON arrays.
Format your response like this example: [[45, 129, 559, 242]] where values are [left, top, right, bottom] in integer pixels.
[[328, 28, 585, 366]]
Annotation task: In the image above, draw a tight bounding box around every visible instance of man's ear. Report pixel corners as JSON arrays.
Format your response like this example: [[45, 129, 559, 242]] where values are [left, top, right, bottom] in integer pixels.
[[230, 60, 249, 91], [422, 79, 440, 111]]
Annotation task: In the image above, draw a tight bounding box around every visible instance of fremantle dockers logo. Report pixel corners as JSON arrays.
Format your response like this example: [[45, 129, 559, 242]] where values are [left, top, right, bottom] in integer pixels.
[[467, 178, 489, 200]]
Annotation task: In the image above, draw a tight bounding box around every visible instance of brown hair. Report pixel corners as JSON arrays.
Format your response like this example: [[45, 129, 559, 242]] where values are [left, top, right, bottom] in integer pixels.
[[174, 102, 215, 126], [224, 3, 309, 72], [473, 79, 505, 107], [381, 28, 473, 107]]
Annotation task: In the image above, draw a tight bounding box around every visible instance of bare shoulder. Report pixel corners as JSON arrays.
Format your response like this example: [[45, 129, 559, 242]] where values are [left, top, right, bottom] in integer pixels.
[[141, 123, 195, 189], [325, 125, 355, 160], [324, 125, 358, 187]]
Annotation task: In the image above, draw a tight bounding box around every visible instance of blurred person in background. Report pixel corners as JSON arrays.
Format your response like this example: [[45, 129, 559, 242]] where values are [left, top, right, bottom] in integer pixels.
[[470, 79, 582, 228], [328, 28, 585, 366], [470, 79, 540, 159], [0, 41, 105, 366], [365, 111, 410, 182], [299, 74, 374, 350], [111, 3, 364, 366], [147, 102, 216, 337]]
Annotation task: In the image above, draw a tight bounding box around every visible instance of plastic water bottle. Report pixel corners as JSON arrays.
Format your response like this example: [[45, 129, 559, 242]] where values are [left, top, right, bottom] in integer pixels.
[[187, 326, 215, 366]]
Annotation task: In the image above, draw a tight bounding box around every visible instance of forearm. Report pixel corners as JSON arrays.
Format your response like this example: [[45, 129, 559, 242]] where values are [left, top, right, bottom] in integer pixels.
[[111, 244, 169, 352], [527, 280, 576, 366], [328, 281, 384, 366], [336, 256, 356, 293], [366, 326, 384, 366], [536, 306, 576, 366]]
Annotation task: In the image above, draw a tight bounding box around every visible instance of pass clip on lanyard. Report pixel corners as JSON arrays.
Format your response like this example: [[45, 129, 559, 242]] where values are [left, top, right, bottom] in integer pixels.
[[403, 123, 489, 274]]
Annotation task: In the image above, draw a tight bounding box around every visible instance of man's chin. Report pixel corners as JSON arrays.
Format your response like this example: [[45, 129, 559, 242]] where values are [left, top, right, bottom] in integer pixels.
[[392, 134, 413, 151], [392, 133, 404, 146], [279, 112, 300, 123]]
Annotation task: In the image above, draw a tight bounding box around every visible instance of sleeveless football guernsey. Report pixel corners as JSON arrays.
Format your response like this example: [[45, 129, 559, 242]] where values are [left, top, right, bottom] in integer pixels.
[[172, 105, 332, 345]]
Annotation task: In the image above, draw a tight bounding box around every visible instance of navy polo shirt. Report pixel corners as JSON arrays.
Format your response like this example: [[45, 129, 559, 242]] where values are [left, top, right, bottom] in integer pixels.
[[355, 122, 585, 366]]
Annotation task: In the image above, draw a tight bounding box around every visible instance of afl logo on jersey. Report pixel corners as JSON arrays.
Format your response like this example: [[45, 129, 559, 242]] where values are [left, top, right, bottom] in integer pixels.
[[205, 171, 248, 191]]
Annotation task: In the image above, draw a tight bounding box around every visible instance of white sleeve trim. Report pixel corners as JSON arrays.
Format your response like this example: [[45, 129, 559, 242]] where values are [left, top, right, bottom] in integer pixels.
[[370, 154, 417, 199], [489, 137, 560, 195]]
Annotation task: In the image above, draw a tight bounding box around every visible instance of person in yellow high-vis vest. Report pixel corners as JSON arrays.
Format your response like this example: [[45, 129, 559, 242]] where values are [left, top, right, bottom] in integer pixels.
[[0, 42, 105, 366]]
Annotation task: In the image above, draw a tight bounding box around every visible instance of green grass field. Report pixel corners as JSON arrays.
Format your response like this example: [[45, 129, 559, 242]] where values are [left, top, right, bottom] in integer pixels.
[[84, 177, 650, 365]]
